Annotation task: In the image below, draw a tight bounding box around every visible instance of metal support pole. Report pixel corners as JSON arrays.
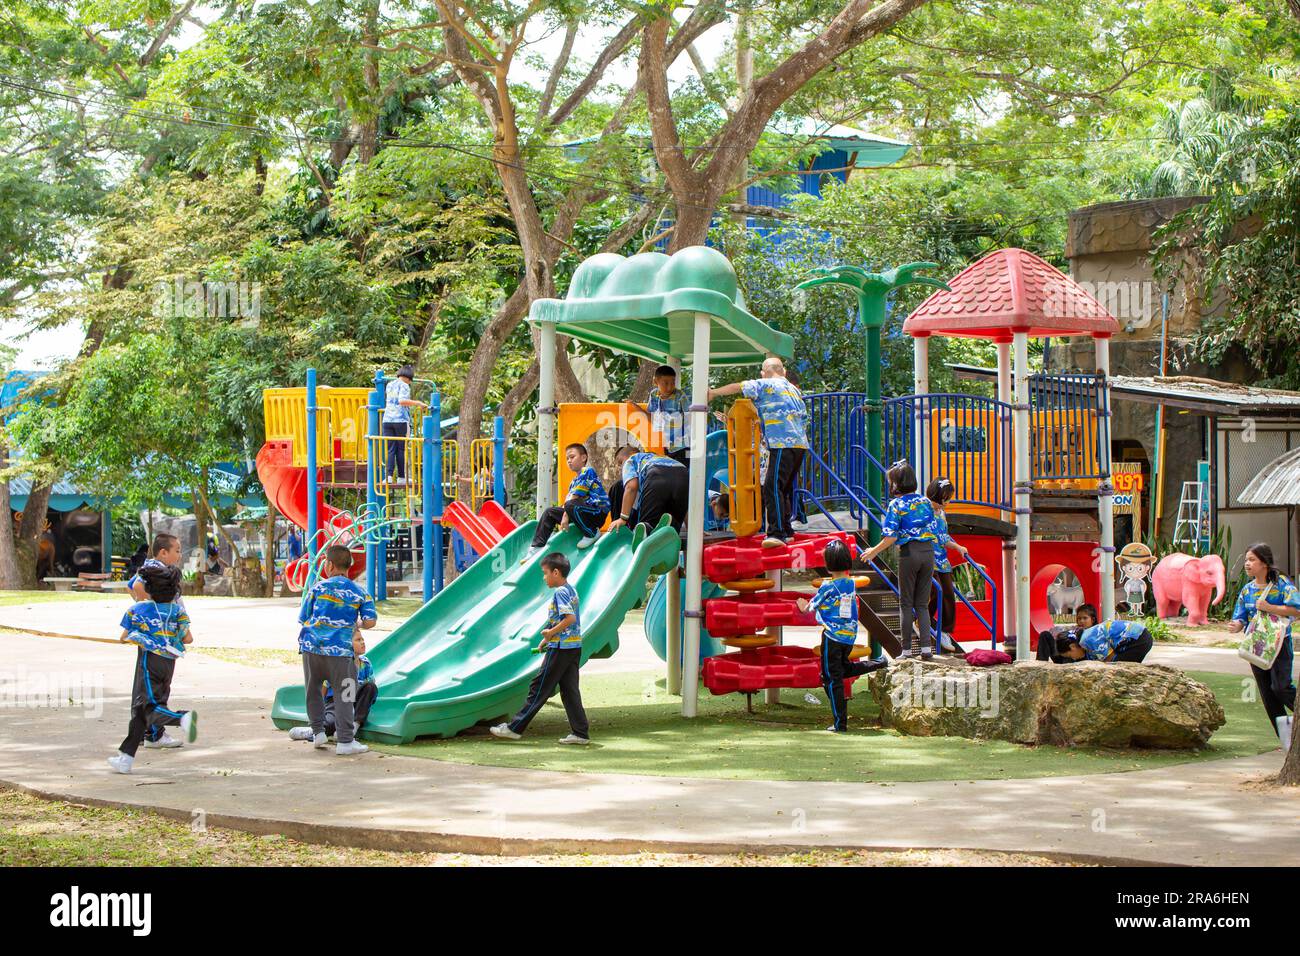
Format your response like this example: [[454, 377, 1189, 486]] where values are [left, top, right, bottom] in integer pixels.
[[912, 334, 930, 489], [537, 321, 557, 515], [431, 394, 444, 597], [366, 381, 381, 600], [492, 414, 506, 506], [422, 413, 435, 602], [306, 368, 320, 565], [682, 312, 712, 718], [764, 566, 782, 704], [996, 342, 1016, 647], [1012, 332, 1032, 661], [666, 565, 682, 696], [1096, 335, 1116, 619]]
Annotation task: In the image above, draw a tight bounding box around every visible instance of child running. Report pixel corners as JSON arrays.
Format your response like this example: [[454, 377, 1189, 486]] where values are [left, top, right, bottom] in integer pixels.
[[522, 443, 610, 563], [491, 553, 590, 744], [861, 461, 939, 659], [295, 545, 377, 755], [107, 563, 196, 774], [127, 533, 192, 748], [799, 540, 886, 732]]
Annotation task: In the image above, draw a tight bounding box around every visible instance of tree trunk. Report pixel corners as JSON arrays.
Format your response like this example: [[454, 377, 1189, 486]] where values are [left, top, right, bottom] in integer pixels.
[[1280, 715, 1300, 785], [15, 482, 52, 588], [192, 483, 208, 590], [262, 504, 279, 598], [0, 445, 19, 589]]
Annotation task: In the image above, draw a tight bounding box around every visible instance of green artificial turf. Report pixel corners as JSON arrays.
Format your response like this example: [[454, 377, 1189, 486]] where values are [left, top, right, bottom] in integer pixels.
[[374, 669, 1278, 784]]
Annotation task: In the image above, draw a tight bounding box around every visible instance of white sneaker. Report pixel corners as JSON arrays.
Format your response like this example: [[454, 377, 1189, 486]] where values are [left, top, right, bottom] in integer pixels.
[[145, 732, 182, 749], [557, 734, 590, 745], [490, 723, 522, 740], [288, 727, 314, 741], [313, 732, 328, 749], [518, 546, 542, 566], [1278, 716, 1293, 754], [106, 753, 133, 774], [180, 710, 198, 743], [576, 535, 596, 550], [336, 740, 369, 756]]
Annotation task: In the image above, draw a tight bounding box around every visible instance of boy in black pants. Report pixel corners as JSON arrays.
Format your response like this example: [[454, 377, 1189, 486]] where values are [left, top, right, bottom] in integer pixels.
[[799, 540, 887, 732], [521, 443, 611, 563], [491, 553, 590, 744], [108, 564, 197, 774]]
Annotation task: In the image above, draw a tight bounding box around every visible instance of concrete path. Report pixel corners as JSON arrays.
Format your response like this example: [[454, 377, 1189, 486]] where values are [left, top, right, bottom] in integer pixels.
[[2, 627, 1297, 865]]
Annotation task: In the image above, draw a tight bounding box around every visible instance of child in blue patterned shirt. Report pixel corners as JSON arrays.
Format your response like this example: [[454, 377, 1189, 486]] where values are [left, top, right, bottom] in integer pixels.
[[523, 443, 611, 562], [798, 540, 887, 732], [492, 553, 590, 744], [107, 563, 196, 774], [295, 545, 377, 755], [861, 461, 939, 659]]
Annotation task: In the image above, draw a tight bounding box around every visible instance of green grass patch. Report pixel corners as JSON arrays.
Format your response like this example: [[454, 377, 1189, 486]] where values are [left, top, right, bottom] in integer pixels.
[[0, 590, 114, 607], [193, 646, 301, 668], [375, 669, 1277, 784]]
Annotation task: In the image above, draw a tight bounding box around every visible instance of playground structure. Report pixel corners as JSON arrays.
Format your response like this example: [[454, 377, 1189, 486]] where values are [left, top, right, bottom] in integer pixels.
[[256, 369, 511, 601], [268, 243, 1122, 738]]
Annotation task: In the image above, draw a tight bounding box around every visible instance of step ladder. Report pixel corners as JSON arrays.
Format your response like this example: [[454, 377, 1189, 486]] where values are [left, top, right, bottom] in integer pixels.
[[1171, 479, 1211, 552]]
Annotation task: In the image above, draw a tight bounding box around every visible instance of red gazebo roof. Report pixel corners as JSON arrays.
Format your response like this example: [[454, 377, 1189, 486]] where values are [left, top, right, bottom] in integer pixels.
[[902, 248, 1118, 341]]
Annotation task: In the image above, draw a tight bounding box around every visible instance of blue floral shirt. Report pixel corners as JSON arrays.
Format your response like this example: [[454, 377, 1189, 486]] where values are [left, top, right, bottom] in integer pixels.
[[383, 377, 411, 424], [932, 509, 954, 573], [648, 388, 690, 453], [811, 577, 858, 645], [566, 465, 610, 511], [620, 452, 685, 511], [121, 601, 190, 658], [741, 377, 808, 449], [882, 493, 938, 545], [1078, 619, 1149, 661], [1233, 576, 1300, 642], [544, 583, 582, 649], [298, 575, 377, 657]]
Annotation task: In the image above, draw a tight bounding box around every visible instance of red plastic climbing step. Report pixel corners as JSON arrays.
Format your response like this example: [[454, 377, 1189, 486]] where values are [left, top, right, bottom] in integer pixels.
[[701, 532, 856, 583], [702, 645, 859, 696], [704, 591, 815, 637]]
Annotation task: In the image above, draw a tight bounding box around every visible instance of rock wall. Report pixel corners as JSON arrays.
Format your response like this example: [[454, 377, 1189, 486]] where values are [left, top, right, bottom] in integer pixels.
[[869, 658, 1225, 749]]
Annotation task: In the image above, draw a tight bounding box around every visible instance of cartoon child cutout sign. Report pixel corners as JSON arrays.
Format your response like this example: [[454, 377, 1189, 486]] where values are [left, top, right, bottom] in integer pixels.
[[1117, 542, 1157, 616]]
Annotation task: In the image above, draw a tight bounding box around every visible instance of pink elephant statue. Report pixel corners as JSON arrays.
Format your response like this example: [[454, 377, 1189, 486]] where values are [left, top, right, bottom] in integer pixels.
[[1151, 553, 1226, 625]]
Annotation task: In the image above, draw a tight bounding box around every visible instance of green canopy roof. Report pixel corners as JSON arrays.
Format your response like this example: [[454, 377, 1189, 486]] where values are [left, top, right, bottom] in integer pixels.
[[527, 246, 793, 366]]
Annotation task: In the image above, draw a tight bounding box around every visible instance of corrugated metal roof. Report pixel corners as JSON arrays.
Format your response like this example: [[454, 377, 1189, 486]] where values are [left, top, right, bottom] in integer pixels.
[[1239, 447, 1300, 506], [949, 364, 1300, 417]]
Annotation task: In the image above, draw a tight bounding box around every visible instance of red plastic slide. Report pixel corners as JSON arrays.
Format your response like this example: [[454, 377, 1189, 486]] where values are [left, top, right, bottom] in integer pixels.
[[255, 440, 365, 585], [441, 499, 518, 555]]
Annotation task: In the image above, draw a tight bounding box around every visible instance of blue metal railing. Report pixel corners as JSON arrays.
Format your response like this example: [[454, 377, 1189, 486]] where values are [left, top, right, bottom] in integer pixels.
[[1027, 372, 1106, 483], [883, 393, 1014, 512]]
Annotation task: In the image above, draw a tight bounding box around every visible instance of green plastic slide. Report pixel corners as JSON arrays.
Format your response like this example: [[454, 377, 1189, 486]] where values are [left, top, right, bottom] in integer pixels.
[[271, 519, 682, 743]]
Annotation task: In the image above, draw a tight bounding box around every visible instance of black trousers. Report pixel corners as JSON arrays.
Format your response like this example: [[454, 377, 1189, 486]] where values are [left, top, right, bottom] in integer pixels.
[[119, 651, 185, 757], [509, 646, 588, 738], [608, 481, 635, 528], [323, 680, 378, 737], [638, 465, 690, 533], [1113, 629, 1154, 663], [898, 542, 934, 654], [821, 640, 886, 731], [1251, 636, 1296, 734], [382, 421, 408, 479], [531, 502, 609, 547], [929, 569, 956, 635], [763, 447, 805, 540]]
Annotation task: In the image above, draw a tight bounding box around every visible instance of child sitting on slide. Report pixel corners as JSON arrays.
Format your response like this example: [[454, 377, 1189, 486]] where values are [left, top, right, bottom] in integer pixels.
[[290, 631, 378, 741], [522, 443, 610, 562]]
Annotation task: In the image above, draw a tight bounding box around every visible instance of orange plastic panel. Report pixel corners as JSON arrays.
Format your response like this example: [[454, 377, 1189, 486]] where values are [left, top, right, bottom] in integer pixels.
[[726, 399, 763, 537]]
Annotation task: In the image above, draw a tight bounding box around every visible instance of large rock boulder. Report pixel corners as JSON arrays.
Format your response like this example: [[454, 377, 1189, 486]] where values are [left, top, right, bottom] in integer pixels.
[[869, 658, 1225, 749]]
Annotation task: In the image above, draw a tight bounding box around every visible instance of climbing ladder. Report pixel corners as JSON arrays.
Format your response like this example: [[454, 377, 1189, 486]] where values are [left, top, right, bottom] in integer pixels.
[[1171, 468, 1211, 552]]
